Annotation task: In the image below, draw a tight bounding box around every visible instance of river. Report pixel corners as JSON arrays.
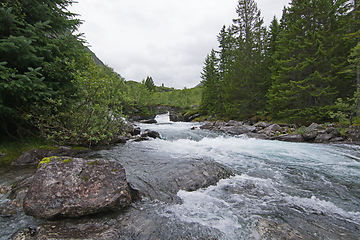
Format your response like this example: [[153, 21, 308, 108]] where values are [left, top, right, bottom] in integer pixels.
[[1, 113, 360, 239]]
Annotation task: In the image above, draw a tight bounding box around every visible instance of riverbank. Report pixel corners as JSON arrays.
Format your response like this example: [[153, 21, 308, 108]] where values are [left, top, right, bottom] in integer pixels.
[[1, 114, 360, 239], [199, 120, 360, 144]]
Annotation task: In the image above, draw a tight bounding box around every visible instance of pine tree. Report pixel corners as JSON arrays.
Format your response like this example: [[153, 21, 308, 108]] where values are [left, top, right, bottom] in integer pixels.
[[221, 0, 267, 119], [0, 0, 84, 136], [144, 76, 155, 92], [199, 49, 221, 116], [267, 0, 354, 124]]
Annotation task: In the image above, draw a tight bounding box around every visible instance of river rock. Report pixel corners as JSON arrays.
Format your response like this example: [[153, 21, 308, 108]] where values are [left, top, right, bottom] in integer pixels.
[[139, 119, 157, 124], [141, 129, 161, 139], [306, 122, 326, 132], [11, 148, 91, 166], [261, 124, 283, 136], [23, 157, 132, 219], [126, 158, 233, 203], [271, 134, 304, 142], [253, 121, 271, 129], [33, 219, 125, 239], [346, 125, 360, 141], [254, 219, 304, 240], [220, 125, 257, 135]]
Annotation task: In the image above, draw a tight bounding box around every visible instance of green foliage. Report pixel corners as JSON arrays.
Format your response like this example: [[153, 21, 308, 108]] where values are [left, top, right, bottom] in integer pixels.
[[144, 76, 155, 92], [0, 0, 85, 137], [200, 0, 358, 123], [329, 95, 358, 124], [152, 87, 202, 109], [124, 80, 201, 116], [27, 55, 128, 147]]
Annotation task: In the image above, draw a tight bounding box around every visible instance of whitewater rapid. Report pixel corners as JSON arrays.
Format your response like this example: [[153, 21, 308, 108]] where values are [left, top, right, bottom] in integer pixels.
[[135, 113, 360, 239]]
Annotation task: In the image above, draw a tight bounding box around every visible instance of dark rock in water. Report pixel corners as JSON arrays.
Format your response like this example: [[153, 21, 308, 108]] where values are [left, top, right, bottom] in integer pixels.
[[33, 219, 125, 239], [12, 148, 91, 166], [141, 129, 161, 139], [0, 175, 35, 216], [11, 149, 49, 166], [126, 158, 233, 203], [132, 126, 141, 136], [221, 125, 256, 135], [23, 157, 132, 219], [139, 119, 157, 124], [271, 134, 304, 142], [133, 136, 150, 142]]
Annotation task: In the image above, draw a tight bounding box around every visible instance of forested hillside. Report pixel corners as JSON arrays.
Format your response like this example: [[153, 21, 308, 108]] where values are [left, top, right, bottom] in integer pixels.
[[200, 0, 359, 124], [0, 0, 200, 146]]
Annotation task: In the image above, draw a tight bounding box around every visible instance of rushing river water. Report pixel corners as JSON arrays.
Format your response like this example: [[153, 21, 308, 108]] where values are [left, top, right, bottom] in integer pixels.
[[1, 113, 360, 239]]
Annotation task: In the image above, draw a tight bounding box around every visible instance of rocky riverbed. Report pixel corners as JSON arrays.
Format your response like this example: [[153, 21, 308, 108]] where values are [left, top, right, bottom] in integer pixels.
[[0, 124, 233, 239], [1, 114, 360, 239], [199, 120, 360, 144]]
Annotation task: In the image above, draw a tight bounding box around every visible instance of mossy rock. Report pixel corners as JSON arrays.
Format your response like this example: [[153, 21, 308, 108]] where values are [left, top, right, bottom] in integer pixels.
[[38, 156, 73, 168]]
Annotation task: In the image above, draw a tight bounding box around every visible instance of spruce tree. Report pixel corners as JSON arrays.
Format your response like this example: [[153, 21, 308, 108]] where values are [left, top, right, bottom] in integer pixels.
[[221, 0, 267, 119], [267, 0, 354, 124], [199, 49, 221, 116], [144, 76, 155, 92], [0, 0, 84, 136]]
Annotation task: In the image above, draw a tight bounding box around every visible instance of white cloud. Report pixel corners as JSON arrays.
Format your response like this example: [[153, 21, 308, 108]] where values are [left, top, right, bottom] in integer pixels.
[[69, 0, 290, 89]]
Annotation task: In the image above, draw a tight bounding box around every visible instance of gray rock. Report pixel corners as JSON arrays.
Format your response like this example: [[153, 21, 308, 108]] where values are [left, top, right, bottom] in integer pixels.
[[315, 133, 335, 143], [141, 129, 161, 139], [139, 119, 157, 124], [254, 219, 304, 240], [11, 149, 49, 166], [34, 219, 124, 240], [127, 158, 233, 203], [224, 125, 257, 135], [346, 125, 360, 141], [261, 124, 283, 136], [253, 121, 271, 129], [23, 157, 132, 219], [302, 132, 319, 141], [305, 123, 325, 132], [271, 134, 304, 142], [12, 148, 91, 166]]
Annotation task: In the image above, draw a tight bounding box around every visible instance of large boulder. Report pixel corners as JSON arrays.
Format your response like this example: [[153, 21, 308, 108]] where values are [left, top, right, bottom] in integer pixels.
[[305, 123, 326, 132], [261, 124, 283, 137], [23, 157, 132, 219], [220, 125, 257, 135]]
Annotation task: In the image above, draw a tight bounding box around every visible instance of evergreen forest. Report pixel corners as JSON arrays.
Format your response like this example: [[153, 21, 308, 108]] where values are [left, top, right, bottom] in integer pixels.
[[0, 0, 359, 149], [200, 0, 360, 125]]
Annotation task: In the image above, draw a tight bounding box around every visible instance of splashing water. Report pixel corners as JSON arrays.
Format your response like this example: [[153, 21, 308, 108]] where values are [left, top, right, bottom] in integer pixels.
[[1, 113, 359, 239]]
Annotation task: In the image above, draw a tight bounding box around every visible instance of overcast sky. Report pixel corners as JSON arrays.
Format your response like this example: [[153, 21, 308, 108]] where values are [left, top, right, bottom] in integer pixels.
[[69, 0, 290, 89]]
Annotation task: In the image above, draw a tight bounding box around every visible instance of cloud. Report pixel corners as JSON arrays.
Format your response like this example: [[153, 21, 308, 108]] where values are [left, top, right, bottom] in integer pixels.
[[70, 0, 289, 89]]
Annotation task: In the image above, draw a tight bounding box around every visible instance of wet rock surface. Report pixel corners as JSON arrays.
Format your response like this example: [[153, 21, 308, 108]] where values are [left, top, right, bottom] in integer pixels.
[[23, 157, 132, 219], [200, 120, 352, 144], [125, 157, 234, 203]]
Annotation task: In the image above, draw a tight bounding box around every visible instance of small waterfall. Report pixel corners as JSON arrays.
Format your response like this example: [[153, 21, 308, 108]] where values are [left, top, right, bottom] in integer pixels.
[[154, 112, 171, 123]]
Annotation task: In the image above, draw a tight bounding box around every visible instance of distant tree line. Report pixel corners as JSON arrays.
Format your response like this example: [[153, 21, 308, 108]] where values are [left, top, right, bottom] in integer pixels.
[[200, 0, 359, 124]]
